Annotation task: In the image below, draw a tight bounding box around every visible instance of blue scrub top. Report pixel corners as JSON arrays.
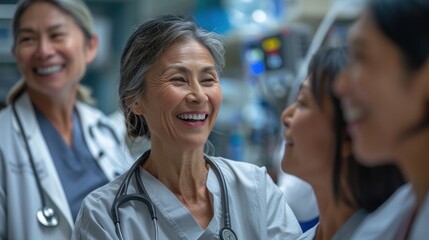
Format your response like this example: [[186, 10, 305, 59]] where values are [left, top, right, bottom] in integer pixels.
[[35, 106, 109, 220]]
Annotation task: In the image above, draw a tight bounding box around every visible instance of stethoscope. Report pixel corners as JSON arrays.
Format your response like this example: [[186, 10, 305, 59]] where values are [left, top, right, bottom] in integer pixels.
[[111, 150, 238, 240], [11, 100, 59, 228], [11, 95, 121, 228]]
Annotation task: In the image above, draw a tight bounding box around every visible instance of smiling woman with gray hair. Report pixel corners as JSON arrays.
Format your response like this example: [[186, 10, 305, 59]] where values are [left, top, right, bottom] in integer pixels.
[[72, 15, 302, 240], [0, 1, 132, 239]]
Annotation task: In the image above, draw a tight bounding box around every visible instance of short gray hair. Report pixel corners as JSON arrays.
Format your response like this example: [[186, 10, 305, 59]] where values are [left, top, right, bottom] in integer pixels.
[[119, 15, 225, 139]]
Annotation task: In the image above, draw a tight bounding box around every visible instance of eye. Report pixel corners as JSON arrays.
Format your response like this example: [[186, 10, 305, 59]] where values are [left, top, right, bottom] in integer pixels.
[[349, 48, 364, 65], [296, 99, 305, 108], [171, 76, 187, 84], [295, 93, 307, 108], [18, 36, 35, 45], [51, 32, 65, 40], [201, 77, 216, 86]]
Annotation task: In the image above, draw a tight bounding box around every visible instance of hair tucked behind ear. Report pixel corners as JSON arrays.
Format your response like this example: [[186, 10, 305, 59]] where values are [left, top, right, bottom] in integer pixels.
[[118, 15, 225, 140], [126, 109, 150, 139]]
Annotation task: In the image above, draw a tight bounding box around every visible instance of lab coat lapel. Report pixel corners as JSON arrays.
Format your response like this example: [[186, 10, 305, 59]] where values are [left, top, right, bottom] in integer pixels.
[[12, 93, 74, 228], [76, 102, 121, 180]]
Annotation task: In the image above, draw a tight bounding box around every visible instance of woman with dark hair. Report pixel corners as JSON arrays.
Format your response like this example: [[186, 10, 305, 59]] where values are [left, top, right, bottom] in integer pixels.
[[335, 0, 429, 238], [281, 46, 404, 239]]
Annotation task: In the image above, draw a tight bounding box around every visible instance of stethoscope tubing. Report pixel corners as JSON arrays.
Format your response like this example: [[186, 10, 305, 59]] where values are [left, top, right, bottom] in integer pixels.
[[111, 151, 159, 240], [207, 159, 232, 229], [11, 100, 59, 227], [11, 94, 121, 229], [111, 150, 237, 240], [206, 158, 237, 240]]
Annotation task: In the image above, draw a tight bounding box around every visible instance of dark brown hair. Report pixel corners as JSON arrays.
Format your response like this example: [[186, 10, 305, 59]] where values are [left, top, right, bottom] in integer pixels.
[[309, 46, 405, 211]]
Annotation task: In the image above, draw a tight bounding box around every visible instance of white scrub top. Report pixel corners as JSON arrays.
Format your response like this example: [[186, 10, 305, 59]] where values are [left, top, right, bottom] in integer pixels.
[[72, 156, 302, 240], [351, 183, 429, 240]]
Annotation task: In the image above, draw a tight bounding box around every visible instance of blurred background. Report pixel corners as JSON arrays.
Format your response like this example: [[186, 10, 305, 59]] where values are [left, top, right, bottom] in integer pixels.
[[0, 0, 365, 180]]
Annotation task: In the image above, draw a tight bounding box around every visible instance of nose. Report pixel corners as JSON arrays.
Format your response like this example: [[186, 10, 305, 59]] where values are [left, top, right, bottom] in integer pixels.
[[35, 37, 55, 60], [281, 103, 296, 128], [186, 82, 209, 103]]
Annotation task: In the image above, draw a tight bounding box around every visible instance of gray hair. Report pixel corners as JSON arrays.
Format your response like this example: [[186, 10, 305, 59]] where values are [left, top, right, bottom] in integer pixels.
[[12, 0, 94, 49], [119, 15, 225, 139]]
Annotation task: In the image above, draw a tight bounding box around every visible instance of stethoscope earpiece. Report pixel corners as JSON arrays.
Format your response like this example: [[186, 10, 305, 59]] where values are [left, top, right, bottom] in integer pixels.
[[37, 207, 59, 227], [220, 227, 237, 240]]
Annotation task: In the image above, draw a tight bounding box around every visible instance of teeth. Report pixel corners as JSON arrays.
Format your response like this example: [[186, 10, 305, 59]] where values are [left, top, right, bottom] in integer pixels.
[[177, 113, 206, 120], [344, 108, 364, 123], [36, 65, 62, 75]]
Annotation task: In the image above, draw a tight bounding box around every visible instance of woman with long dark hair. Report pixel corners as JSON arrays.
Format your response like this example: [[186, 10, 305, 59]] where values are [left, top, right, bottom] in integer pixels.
[[335, 0, 429, 238], [282, 47, 404, 239]]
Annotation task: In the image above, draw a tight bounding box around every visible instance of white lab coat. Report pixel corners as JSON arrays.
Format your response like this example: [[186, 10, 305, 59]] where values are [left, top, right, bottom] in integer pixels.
[[72, 156, 303, 240], [0, 92, 133, 240], [351, 183, 429, 240]]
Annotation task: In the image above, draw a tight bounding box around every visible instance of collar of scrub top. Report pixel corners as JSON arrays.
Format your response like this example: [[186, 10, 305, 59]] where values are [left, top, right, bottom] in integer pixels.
[[110, 150, 238, 240]]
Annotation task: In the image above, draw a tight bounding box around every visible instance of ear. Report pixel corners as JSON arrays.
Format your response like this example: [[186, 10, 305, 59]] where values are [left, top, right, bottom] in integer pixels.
[[85, 34, 99, 63], [131, 100, 145, 116]]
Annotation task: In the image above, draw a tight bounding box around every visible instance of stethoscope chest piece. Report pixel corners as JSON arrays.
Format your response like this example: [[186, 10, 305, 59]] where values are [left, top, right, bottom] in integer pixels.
[[37, 207, 59, 227], [220, 227, 237, 240]]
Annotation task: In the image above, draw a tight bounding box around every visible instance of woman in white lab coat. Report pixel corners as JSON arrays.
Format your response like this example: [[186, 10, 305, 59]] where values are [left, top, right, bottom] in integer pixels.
[[72, 15, 302, 240], [335, 0, 429, 239], [281, 47, 404, 240], [0, 0, 131, 239]]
